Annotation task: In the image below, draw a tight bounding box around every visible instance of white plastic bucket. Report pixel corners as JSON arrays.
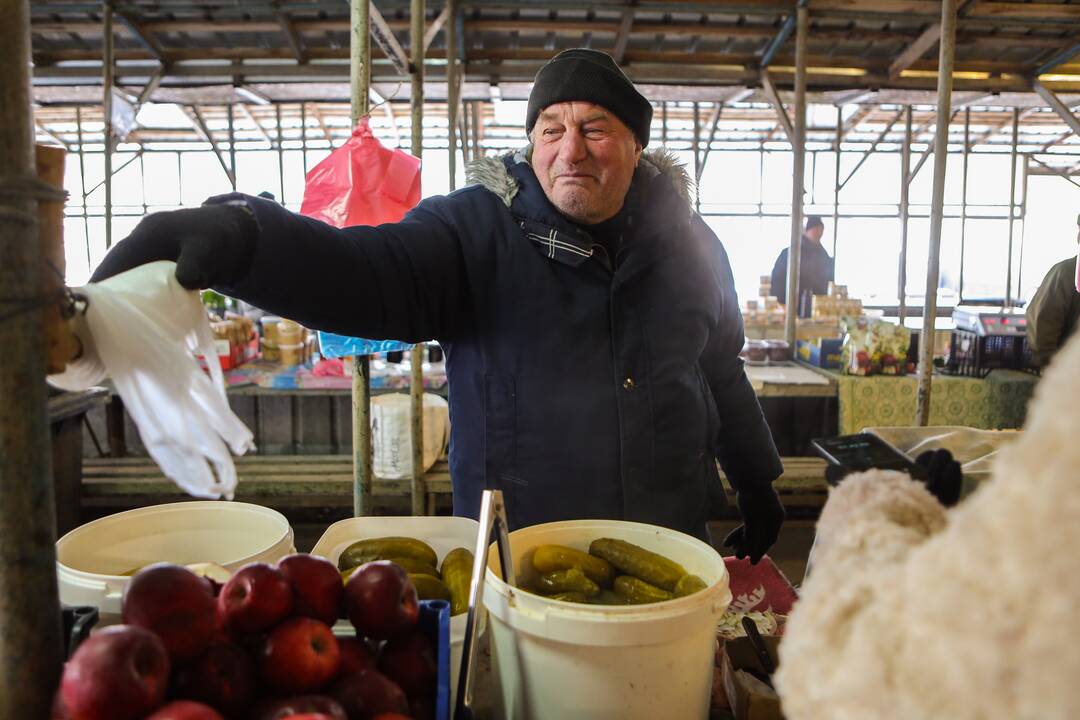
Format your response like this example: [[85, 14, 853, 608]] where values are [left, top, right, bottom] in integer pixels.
[[56, 501, 295, 623], [310, 515, 481, 707], [483, 520, 731, 720]]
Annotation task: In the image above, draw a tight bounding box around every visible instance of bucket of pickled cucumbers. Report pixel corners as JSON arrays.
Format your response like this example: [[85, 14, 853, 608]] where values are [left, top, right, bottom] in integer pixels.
[[483, 519, 731, 720]]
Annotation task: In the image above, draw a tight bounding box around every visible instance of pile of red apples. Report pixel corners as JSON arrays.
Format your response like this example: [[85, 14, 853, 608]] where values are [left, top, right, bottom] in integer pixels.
[[55, 554, 438, 720]]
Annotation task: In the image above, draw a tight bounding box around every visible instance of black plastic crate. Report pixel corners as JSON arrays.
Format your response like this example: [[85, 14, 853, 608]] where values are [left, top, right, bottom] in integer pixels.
[[945, 329, 1033, 378]]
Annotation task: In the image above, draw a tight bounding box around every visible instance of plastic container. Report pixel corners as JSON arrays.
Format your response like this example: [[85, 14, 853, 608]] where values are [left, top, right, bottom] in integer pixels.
[[310, 515, 480, 707], [278, 341, 305, 366], [418, 599, 452, 720], [483, 519, 731, 720], [56, 501, 295, 623]]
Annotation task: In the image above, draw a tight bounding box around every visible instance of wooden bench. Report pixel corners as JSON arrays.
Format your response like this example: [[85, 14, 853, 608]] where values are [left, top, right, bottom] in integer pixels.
[[80, 455, 827, 520]]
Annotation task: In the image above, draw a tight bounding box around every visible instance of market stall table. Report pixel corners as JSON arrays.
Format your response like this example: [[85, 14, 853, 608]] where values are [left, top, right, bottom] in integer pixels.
[[818, 367, 1036, 435]]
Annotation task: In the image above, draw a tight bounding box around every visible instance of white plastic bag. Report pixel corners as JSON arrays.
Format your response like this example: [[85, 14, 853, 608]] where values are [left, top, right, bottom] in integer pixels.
[[370, 393, 449, 480], [49, 261, 254, 499]]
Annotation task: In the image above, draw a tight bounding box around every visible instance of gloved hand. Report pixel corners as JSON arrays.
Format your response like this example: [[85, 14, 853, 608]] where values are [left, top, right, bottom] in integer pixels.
[[723, 484, 785, 564], [823, 448, 963, 508], [90, 203, 258, 290]]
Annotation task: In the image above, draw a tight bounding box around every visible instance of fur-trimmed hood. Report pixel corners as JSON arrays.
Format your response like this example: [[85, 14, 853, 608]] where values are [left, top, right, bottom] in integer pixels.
[[465, 146, 694, 213]]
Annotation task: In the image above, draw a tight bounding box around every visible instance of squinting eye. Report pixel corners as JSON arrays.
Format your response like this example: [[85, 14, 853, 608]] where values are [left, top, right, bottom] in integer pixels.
[[543, 128, 561, 136]]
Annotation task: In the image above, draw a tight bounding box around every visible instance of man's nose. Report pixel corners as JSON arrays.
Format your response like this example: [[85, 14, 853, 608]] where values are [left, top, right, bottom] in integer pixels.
[[558, 128, 588, 164]]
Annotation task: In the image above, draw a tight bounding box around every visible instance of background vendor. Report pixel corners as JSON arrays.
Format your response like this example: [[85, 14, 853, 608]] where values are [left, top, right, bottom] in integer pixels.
[[1026, 212, 1080, 368], [770, 215, 834, 317]]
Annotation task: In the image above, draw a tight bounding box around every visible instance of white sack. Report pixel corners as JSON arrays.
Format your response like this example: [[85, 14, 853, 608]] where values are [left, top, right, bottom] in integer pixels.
[[371, 393, 449, 480]]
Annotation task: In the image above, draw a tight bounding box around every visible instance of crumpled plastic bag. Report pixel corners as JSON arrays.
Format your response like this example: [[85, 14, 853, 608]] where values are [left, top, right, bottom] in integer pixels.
[[370, 393, 449, 480], [300, 116, 421, 358], [48, 261, 254, 499]]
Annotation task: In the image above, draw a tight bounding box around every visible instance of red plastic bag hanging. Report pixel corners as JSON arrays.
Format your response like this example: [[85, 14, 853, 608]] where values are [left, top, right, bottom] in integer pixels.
[[300, 117, 421, 228]]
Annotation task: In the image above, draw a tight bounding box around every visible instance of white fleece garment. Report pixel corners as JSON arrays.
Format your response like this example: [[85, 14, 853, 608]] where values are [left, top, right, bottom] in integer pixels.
[[776, 331, 1080, 720]]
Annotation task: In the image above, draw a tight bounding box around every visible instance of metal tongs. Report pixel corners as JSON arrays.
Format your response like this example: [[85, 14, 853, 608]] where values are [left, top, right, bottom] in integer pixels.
[[454, 489, 516, 720]]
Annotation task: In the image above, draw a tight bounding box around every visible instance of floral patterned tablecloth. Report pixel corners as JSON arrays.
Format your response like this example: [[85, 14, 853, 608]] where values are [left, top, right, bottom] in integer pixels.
[[829, 369, 1038, 435]]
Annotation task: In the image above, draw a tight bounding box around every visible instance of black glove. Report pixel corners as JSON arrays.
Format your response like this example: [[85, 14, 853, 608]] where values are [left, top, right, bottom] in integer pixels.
[[90, 203, 258, 290], [823, 449, 963, 508], [723, 484, 785, 564], [914, 449, 963, 508]]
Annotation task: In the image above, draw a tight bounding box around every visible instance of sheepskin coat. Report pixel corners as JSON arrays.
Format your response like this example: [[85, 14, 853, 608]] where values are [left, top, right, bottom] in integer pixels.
[[776, 332, 1080, 719], [213, 148, 782, 538]]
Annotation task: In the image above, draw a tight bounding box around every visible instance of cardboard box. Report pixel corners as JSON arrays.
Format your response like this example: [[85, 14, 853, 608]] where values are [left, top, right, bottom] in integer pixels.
[[797, 338, 842, 369], [721, 636, 784, 720]]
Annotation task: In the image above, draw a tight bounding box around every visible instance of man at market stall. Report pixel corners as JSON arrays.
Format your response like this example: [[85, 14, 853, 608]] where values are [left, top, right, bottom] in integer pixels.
[[769, 215, 834, 317], [91, 49, 786, 560], [1025, 213, 1080, 368]]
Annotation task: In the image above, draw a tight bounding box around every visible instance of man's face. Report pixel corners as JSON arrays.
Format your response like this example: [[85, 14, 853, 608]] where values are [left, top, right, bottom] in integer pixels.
[[531, 101, 643, 224], [806, 225, 824, 243]]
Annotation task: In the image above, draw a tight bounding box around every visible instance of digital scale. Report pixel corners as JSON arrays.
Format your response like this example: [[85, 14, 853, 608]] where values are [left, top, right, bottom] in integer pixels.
[[951, 306, 1028, 337]]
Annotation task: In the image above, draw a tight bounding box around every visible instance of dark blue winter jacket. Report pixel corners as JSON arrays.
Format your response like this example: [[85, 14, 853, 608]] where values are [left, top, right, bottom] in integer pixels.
[[216, 148, 782, 540]]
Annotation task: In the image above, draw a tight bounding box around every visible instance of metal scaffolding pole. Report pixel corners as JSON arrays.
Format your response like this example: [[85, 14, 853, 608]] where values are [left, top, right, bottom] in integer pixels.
[[446, 0, 459, 192], [832, 106, 841, 258], [76, 106, 92, 270], [350, 0, 373, 518], [898, 106, 913, 325], [915, 0, 958, 427], [301, 103, 309, 175], [103, 2, 114, 249], [662, 102, 668, 146], [692, 102, 701, 212], [276, 104, 285, 203], [227, 104, 237, 191], [1005, 107, 1019, 308], [0, 0, 63, 715], [1017, 155, 1030, 300], [409, 0, 426, 517], [784, 5, 808, 347], [959, 107, 970, 301]]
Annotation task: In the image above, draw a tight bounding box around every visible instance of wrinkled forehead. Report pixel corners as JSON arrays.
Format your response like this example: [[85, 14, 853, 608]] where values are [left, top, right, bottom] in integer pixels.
[[535, 101, 621, 127]]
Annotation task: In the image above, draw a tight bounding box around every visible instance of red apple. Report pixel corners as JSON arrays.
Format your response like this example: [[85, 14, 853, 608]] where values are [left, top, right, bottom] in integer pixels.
[[251, 695, 348, 720], [122, 563, 219, 663], [343, 562, 419, 640], [278, 554, 345, 626], [61, 625, 170, 720], [172, 641, 257, 716], [285, 715, 342, 720], [50, 689, 71, 720], [145, 700, 225, 720], [262, 617, 341, 693], [218, 563, 294, 635], [379, 630, 436, 697], [338, 636, 377, 677], [372, 715, 414, 720], [332, 669, 409, 719]]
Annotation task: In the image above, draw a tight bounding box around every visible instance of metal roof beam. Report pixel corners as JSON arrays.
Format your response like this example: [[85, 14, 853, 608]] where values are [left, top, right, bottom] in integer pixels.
[[423, 5, 450, 53], [759, 11, 797, 70], [760, 68, 795, 143], [184, 105, 236, 186], [369, 2, 410, 76], [612, 10, 634, 65], [1036, 39, 1080, 76], [1033, 80, 1080, 140], [888, 22, 941, 80]]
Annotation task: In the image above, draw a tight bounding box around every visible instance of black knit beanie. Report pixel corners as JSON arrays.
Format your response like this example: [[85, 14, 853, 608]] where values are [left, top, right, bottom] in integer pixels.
[[526, 49, 653, 147]]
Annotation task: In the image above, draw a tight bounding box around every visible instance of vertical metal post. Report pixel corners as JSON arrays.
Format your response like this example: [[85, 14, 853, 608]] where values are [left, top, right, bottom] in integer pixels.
[[138, 151, 148, 215], [692, 101, 701, 212], [832, 106, 841, 258], [410, 0, 427, 517], [0, 1, 63, 715], [784, 5, 808, 347], [1005, 107, 1019, 307], [959, 107, 969, 301], [227, 104, 237, 191], [276, 104, 285, 203], [471, 101, 480, 159], [301, 103, 309, 175], [915, 0, 957, 427], [1017, 154, 1030, 300], [76, 105, 92, 269], [898, 106, 913, 325], [661, 102, 668, 146], [460, 98, 471, 164], [446, 0, 459, 191], [103, 2, 114, 249], [350, 0, 373, 518]]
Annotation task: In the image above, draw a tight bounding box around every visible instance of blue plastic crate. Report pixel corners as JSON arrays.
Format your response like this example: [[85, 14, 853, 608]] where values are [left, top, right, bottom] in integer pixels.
[[418, 599, 451, 720]]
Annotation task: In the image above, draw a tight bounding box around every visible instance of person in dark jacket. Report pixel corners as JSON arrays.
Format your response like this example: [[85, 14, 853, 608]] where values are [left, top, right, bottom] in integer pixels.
[[1026, 214, 1080, 368], [770, 215, 834, 317], [91, 49, 785, 559]]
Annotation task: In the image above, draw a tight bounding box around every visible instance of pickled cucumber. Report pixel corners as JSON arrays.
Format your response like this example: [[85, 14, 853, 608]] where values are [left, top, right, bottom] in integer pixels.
[[440, 547, 474, 616], [589, 538, 687, 592], [532, 544, 615, 586], [546, 591, 589, 603], [613, 575, 674, 604], [337, 537, 438, 571], [673, 574, 708, 598], [409, 573, 452, 602], [381, 556, 440, 577], [537, 568, 600, 597], [587, 589, 632, 606]]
